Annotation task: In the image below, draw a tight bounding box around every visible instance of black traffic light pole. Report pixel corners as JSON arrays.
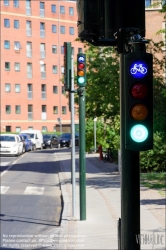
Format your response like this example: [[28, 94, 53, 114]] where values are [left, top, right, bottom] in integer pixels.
[[117, 28, 150, 250]]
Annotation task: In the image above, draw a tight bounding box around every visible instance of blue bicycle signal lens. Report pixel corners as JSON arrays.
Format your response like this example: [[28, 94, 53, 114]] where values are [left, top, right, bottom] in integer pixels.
[[78, 56, 85, 63], [130, 124, 148, 142], [130, 61, 148, 79]]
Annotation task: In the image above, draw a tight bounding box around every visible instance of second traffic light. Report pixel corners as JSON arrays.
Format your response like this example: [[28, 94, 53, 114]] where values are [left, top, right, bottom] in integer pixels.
[[124, 51, 153, 151], [77, 53, 86, 87]]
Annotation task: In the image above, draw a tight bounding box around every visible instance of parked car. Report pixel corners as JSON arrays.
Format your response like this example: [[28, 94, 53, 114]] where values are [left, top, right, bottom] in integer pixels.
[[20, 130, 43, 150], [19, 133, 33, 152], [0, 134, 23, 156], [59, 133, 79, 147], [42, 134, 60, 149]]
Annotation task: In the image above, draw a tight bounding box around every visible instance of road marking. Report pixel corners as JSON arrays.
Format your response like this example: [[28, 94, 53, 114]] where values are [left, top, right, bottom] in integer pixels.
[[0, 154, 25, 177], [0, 186, 10, 194], [23, 186, 44, 195], [0, 162, 10, 167]]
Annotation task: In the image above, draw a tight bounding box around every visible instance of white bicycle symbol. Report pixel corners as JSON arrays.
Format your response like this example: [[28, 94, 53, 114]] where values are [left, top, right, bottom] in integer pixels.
[[130, 64, 147, 74]]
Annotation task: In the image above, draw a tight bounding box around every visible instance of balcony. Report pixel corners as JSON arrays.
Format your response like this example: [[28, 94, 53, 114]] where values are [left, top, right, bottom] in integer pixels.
[[40, 30, 45, 38], [26, 29, 32, 37], [26, 7, 31, 15], [27, 71, 32, 79], [27, 50, 32, 58], [28, 91, 33, 99], [41, 112, 47, 120], [28, 112, 33, 120]]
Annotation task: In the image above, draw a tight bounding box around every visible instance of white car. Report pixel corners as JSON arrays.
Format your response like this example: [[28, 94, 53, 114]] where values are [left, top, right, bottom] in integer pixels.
[[0, 134, 23, 156]]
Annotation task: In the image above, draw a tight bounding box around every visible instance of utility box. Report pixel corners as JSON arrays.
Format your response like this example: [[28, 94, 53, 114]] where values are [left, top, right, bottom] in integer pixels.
[[77, 0, 145, 45]]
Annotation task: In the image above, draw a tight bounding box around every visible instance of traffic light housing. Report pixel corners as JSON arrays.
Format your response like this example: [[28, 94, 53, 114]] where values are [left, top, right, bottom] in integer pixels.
[[77, 53, 86, 87], [64, 42, 71, 91], [124, 51, 153, 151]]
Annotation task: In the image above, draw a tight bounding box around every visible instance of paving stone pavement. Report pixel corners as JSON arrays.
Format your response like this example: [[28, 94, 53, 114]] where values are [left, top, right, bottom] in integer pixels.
[[55, 150, 165, 250]]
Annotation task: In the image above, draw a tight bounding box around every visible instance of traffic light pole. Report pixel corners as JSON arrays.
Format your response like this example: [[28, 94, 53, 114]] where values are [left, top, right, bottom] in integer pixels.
[[118, 28, 143, 250], [78, 87, 86, 220]]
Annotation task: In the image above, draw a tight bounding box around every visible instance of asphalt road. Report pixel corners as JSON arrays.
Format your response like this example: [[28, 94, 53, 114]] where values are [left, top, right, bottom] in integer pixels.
[[0, 148, 63, 249]]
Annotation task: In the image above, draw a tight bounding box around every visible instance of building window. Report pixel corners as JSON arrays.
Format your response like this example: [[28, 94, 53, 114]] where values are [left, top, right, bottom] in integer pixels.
[[14, 0, 19, 7], [53, 106, 58, 114], [15, 63, 20, 72], [42, 126, 47, 132], [4, 19, 10, 27], [6, 105, 11, 114], [42, 105, 47, 120], [15, 84, 20, 93], [69, 27, 74, 35], [14, 41, 21, 50], [40, 1, 45, 17], [69, 7, 74, 15], [27, 42, 32, 57], [5, 83, 11, 92], [15, 105, 21, 114], [62, 86, 65, 94], [51, 4, 56, 13], [4, 40, 10, 49], [60, 26, 65, 34], [14, 20, 19, 29], [60, 6, 65, 14], [78, 48, 83, 53], [16, 127, 21, 133], [52, 25, 57, 33], [28, 105, 33, 120], [61, 46, 64, 54], [52, 65, 57, 74], [40, 22, 45, 38], [27, 63, 32, 78], [4, 0, 9, 6], [5, 62, 10, 71], [52, 45, 57, 54], [72, 47, 74, 55], [40, 43, 45, 58], [145, 0, 151, 7], [41, 64, 46, 79], [41, 84, 46, 99], [53, 86, 58, 94], [26, 20, 32, 36], [26, 0, 31, 15], [28, 83, 32, 99], [61, 66, 64, 74], [53, 126, 56, 132], [62, 106, 66, 114]]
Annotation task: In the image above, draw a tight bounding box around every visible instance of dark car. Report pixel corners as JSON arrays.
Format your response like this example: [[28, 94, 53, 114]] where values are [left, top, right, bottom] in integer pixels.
[[42, 134, 60, 149], [59, 133, 79, 147], [19, 133, 33, 152]]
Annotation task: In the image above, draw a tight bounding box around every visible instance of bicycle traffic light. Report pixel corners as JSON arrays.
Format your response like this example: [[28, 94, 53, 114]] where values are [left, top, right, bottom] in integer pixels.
[[124, 51, 153, 151], [77, 53, 86, 87], [64, 42, 71, 91]]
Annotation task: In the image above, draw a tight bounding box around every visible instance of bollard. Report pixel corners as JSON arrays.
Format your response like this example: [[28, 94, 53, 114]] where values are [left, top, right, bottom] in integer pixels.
[[98, 145, 103, 160]]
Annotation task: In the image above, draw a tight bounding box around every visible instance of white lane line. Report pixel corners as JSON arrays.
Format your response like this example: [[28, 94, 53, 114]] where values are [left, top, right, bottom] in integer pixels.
[[23, 186, 44, 195], [0, 162, 10, 167], [0, 186, 10, 194]]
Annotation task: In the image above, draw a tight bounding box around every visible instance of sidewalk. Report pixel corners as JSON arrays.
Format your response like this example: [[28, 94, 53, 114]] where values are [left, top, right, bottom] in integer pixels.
[[55, 149, 165, 250]]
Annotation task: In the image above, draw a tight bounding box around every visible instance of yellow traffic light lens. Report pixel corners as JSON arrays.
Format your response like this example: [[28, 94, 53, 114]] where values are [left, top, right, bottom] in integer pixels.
[[78, 70, 84, 76], [130, 104, 148, 120]]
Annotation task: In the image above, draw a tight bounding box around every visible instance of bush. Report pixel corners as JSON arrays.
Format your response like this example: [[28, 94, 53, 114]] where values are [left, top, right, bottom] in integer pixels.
[[140, 132, 166, 172]]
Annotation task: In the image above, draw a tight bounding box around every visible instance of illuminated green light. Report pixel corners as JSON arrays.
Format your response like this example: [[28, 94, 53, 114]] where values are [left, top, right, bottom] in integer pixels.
[[130, 124, 148, 142], [78, 76, 85, 84]]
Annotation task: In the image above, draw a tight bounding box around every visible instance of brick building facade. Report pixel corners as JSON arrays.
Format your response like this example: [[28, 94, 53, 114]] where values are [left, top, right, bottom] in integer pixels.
[[1, 0, 165, 133]]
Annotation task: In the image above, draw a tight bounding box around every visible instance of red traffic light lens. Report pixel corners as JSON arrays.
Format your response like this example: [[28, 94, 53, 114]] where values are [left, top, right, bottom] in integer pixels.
[[130, 83, 148, 99], [78, 63, 85, 70]]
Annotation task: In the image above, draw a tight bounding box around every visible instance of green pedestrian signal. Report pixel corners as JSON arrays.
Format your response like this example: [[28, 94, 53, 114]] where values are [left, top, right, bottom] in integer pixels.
[[64, 42, 71, 91], [124, 51, 153, 151], [77, 53, 86, 87]]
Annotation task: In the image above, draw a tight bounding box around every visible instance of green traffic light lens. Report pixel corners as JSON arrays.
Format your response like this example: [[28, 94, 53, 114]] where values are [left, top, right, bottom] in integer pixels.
[[130, 124, 148, 142], [78, 76, 85, 84]]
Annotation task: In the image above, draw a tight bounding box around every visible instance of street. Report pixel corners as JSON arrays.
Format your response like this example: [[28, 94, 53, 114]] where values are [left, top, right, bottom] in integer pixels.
[[0, 148, 63, 249]]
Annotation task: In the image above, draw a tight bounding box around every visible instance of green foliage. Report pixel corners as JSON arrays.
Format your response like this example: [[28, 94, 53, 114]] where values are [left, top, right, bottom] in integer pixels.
[[140, 132, 166, 172]]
